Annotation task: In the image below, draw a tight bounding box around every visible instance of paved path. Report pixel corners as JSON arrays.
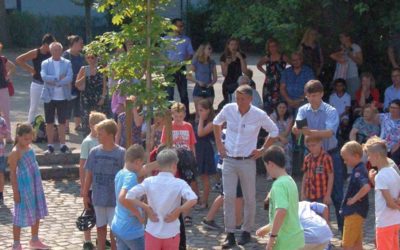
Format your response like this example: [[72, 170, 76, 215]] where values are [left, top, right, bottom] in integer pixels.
[[0, 176, 376, 250]]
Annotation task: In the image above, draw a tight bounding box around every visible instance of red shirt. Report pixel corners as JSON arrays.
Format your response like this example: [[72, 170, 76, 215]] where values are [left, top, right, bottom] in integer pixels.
[[355, 88, 382, 108], [161, 121, 196, 151], [302, 151, 333, 200]]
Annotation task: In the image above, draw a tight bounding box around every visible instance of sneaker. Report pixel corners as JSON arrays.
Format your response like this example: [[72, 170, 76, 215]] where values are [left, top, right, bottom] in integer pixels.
[[44, 145, 55, 155], [83, 241, 94, 250], [237, 231, 251, 245], [202, 219, 221, 230], [221, 233, 236, 249], [60, 145, 71, 154], [29, 239, 50, 249]]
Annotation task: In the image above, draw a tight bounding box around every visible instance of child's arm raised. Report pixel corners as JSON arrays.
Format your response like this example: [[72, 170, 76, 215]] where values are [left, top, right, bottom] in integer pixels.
[[8, 150, 20, 203]]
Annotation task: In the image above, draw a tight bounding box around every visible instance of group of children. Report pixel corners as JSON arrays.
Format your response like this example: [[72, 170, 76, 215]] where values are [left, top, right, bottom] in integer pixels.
[[3, 90, 400, 250]]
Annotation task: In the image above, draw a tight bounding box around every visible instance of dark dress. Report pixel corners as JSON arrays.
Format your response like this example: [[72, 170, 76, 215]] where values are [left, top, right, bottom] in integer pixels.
[[262, 55, 286, 114], [220, 53, 246, 104], [195, 123, 217, 175], [301, 43, 322, 76], [81, 67, 109, 134]]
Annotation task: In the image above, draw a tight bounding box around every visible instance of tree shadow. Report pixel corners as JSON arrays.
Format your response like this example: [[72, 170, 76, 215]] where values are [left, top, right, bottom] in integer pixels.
[[52, 179, 80, 197], [0, 204, 13, 225]]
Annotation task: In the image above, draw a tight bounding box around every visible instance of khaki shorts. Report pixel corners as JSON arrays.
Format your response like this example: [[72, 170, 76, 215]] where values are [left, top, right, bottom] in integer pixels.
[[342, 213, 364, 247]]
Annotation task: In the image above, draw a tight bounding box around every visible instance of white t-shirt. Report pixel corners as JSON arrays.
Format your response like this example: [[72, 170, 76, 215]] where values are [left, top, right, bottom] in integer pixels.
[[52, 61, 64, 100], [375, 163, 400, 228], [329, 92, 351, 119]]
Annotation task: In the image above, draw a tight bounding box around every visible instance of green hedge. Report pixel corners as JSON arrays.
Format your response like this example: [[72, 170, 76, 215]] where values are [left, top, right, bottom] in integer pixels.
[[7, 11, 112, 47]]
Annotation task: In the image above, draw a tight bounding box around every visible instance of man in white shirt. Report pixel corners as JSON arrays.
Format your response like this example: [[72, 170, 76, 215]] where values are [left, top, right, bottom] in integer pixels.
[[213, 85, 279, 248], [40, 42, 73, 154]]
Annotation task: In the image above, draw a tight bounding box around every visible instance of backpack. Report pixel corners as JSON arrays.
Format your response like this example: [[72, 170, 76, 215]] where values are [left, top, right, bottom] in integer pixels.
[[32, 115, 47, 143], [176, 147, 198, 184]]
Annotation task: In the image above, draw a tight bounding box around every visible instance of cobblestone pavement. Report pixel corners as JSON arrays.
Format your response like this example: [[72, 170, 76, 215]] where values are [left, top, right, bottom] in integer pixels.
[[0, 176, 376, 250]]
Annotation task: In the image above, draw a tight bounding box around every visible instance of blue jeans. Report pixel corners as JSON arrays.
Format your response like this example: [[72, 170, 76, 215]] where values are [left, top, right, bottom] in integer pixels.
[[329, 149, 344, 233], [115, 236, 144, 250]]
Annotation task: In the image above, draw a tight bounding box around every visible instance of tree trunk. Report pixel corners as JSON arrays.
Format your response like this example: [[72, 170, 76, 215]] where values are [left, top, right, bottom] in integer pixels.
[[0, 0, 11, 46], [84, 0, 92, 42]]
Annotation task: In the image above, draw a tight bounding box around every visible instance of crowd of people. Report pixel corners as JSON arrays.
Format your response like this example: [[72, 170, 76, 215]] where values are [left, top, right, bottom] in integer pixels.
[[0, 17, 400, 250]]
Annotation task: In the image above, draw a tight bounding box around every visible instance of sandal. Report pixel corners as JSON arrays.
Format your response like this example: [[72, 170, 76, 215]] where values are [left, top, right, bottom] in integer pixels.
[[184, 216, 193, 226]]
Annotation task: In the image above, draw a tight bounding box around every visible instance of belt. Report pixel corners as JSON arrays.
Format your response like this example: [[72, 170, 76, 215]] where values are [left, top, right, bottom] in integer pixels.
[[327, 147, 339, 154], [226, 156, 252, 160]]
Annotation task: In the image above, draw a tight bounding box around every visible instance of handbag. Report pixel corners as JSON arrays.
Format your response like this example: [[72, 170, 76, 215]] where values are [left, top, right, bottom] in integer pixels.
[[7, 81, 14, 96]]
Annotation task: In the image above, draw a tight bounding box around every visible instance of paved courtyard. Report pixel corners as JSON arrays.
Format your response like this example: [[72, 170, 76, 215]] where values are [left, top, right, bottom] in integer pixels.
[[0, 176, 376, 250]]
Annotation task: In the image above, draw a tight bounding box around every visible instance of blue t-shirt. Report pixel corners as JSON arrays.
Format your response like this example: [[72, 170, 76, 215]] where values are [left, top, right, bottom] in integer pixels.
[[85, 145, 125, 207], [192, 58, 215, 85], [281, 65, 315, 100], [341, 162, 369, 218], [111, 168, 145, 240]]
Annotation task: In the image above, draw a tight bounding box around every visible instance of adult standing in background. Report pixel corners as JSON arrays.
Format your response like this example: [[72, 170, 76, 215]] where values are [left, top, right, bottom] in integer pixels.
[[300, 28, 324, 77], [257, 38, 288, 114], [388, 32, 400, 69], [40, 42, 73, 154], [280, 51, 315, 112], [165, 18, 194, 119], [220, 38, 247, 106], [63, 35, 85, 133], [330, 32, 363, 100], [186, 42, 218, 118], [16, 33, 55, 123], [213, 85, 279, 248], [0, 42, 16, 143], [384, 68, 400, 111]]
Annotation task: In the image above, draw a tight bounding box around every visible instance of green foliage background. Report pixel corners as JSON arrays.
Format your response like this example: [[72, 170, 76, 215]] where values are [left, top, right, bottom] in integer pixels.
[[187, 0, 400, 89]]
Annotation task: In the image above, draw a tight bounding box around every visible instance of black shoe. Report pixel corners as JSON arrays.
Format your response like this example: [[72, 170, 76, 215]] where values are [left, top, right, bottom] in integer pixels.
[[83, 242, 94, 250], [60, 145, 71, 154], [105, 239, 111, 248], [201, 218, 221, 230], [238, 231, 251, 246], [0, 193, 3, 205], [222, 233, 236, 249], [44, 145, 55, 154]]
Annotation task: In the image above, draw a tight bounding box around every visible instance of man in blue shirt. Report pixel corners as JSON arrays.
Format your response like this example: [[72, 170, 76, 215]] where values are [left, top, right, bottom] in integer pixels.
[[293, 80, 345, 234], [384, 68, 400, 110], [280, 52, 315, 112], [165, 18, 194, 119]]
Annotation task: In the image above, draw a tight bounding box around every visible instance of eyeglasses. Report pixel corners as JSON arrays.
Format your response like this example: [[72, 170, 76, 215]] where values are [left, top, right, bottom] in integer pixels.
[[87, 56, 95, 59]]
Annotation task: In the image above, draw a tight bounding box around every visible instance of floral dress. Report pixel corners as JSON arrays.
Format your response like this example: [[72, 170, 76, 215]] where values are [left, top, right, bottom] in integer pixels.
[[262, 56, 287, 113], [352, 117, 380, 143]]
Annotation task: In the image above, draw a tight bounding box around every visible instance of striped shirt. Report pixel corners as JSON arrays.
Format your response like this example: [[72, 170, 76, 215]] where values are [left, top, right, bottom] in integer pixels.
[[302, 151, 333, 200]]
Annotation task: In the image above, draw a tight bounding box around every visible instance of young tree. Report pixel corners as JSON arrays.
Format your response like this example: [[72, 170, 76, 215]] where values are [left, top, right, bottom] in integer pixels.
[[85, 0, 178, 154]]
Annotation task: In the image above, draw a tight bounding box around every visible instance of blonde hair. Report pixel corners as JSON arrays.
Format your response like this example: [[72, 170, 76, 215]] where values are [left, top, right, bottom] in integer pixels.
[[304, 135, 322, 144], [95, 119, 118, 137], [171, 102, 186, 113], [363, 136, 387, 157], [341, 141, 363, 157], [194, 42, 211, 64], [125, 144, 145, 163], [301, 28, 318, 45], [89, 111, 107, 127]]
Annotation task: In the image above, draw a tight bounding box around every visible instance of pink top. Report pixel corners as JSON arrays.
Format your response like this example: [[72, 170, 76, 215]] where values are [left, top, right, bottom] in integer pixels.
[[111, 90, 126, 114]]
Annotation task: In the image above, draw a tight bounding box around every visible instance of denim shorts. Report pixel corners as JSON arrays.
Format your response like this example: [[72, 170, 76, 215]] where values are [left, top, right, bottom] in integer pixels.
[[116, 235, 144, 250], [0, 156, 6, 173]]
